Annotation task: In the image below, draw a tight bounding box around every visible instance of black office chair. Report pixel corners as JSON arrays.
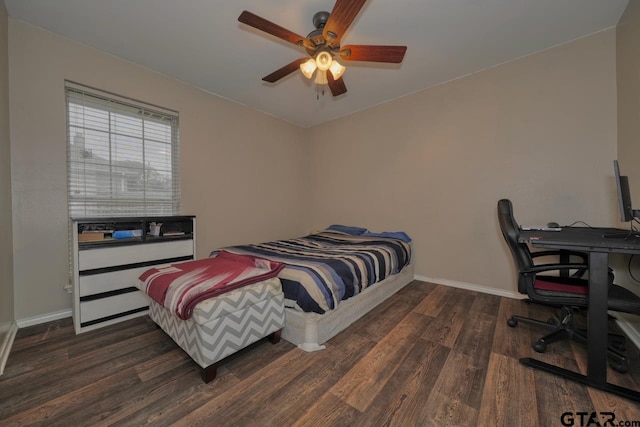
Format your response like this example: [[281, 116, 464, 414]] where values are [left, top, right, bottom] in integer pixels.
[[498, 199, 636, 373]]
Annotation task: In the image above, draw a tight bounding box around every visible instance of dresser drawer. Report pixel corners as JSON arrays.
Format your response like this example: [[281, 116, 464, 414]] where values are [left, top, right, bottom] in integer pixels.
[[79, 265, 171, 297], [79, 240, 193, 271], [80, 290, 149, 325]]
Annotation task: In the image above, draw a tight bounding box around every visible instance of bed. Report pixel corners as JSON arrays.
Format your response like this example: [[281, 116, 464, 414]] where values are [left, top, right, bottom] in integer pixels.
[[211, 226, 413, 351], [138, 225, 413, 382]]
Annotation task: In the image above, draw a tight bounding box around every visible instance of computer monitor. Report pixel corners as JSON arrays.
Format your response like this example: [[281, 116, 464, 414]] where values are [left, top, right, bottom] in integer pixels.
[[614, 160, 634, 222], [603, 161, 640, 239]]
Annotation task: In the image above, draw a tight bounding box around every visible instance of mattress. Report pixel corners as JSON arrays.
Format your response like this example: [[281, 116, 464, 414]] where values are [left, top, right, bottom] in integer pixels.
[[211, 231, 412, 314]]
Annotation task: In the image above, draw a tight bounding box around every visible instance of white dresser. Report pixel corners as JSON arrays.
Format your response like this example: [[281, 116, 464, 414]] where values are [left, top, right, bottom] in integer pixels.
[[71, 216, 195, 333]]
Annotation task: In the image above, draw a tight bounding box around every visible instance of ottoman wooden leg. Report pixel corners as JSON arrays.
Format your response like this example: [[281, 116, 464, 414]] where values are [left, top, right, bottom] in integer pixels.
[[201, 362, 218, 383], [268, 329, 282, 344]]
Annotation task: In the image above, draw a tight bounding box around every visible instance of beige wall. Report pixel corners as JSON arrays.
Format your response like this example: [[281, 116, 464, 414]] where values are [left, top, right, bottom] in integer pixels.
[[0, 4, 14, 325], [308, 29, 619, 294], [615, 0, 640, 332], [617, 0, 640, 201], [8, 19, 309, 319]]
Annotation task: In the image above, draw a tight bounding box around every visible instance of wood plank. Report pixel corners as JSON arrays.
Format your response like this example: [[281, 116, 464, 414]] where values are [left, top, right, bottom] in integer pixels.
[[134, 348, 191, 382], [66, 316, 159, 358], [329, 311, 432, 412], [419, 289, 476, 348], [106, 367, 239, 426], [420, 350, 484, 422], [0, 328, 172, 415], [230, 332, 375, 426], [169, 345, 333, 427], [348, 284, 427, 342], [1, 368, 142, 425], [452, 311, 496, 363], [477, 353, 539, 427], [422, 390, 478, 426], [412, 284, 454, 317], [532, 355, 596, 427], [207, 335, 296, 381], [397, 280, 438, 300], [107, 337, 296, 425], [354, 338, 450, 426], [290, 392, 362, 427], [491, 297, 534, 359], [81, 363, 206, 427]]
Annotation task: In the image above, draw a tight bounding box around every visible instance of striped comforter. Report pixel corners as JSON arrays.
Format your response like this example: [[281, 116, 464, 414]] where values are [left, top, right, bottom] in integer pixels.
[[211, 231, 412, 314]]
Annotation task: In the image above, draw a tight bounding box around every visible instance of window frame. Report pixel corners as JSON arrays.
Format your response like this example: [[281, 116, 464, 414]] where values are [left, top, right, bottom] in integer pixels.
[[65, 81, 180, 218]]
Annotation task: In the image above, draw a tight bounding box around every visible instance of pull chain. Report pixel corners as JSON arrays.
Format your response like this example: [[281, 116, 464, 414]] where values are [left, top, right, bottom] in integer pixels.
[[316, 86, 326, 100]]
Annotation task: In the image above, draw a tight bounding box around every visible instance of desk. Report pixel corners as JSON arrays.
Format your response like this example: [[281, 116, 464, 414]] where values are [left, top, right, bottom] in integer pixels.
[[519, 227, 640, 402]]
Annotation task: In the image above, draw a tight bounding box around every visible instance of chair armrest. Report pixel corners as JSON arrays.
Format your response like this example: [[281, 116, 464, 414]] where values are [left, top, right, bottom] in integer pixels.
[[531, 250, 588, 263], [523, 263, 589, 275]]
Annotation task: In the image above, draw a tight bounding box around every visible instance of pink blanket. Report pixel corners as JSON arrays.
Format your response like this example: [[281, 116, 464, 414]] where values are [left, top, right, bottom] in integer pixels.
[[138, 250, 284, 320]]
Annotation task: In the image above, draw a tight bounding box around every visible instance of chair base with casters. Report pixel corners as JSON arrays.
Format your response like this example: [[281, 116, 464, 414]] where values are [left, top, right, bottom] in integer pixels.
[[507, 304, 629, 373]]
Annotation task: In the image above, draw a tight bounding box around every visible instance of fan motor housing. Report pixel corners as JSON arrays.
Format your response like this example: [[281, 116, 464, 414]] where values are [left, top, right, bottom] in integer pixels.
[[312, 11, 330, 29], [306, 11, 332, 53]]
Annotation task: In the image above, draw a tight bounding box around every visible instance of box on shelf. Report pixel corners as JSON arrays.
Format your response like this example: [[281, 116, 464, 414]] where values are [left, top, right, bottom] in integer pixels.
[[78, 231, 105, 242]]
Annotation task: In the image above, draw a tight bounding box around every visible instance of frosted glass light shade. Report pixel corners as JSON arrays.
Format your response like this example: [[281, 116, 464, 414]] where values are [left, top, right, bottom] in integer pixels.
[[300, 58, 317, 79], [315, 69, 328, 85], [315, 51, 332, 71], [329, 60, 345, 80]]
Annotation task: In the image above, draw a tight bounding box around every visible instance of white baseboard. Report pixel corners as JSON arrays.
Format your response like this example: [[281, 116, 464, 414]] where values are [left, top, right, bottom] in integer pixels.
[[413, 274, 522, 299], [0, 321, 18, 376], [16, 309, 72, 329], [613, 312, 640, 351]]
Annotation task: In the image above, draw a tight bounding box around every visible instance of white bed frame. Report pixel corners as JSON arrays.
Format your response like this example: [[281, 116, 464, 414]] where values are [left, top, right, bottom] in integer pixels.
[[281, 263, 414, 351]]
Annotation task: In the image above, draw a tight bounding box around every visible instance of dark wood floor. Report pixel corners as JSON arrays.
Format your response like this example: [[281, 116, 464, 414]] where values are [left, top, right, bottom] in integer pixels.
[[2, 281, 640, 426]]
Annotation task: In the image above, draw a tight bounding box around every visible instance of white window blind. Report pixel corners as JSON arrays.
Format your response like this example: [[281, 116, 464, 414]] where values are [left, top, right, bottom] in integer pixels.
[[65, 82, 180, 217]]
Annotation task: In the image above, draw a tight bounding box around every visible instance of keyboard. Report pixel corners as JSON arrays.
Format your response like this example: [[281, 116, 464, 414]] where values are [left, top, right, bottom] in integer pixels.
[[521, 226, 562, 232]]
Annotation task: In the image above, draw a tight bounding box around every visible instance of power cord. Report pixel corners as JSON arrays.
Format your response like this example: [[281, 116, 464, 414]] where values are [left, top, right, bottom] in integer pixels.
[[628, 255, 640, 283], [563, 221, 593, 228]]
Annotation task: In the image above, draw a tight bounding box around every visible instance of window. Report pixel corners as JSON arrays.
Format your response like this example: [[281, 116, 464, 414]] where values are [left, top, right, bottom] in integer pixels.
[[65, 82, 180, 217]]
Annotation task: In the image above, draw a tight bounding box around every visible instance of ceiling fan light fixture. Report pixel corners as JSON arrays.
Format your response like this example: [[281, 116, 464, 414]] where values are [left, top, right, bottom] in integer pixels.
[[315, 51, 332, 71], [329, 60, 345, 80], [300, 58, 317, 79], [239, 5, 407, 97], [315, 69, 328, 85]]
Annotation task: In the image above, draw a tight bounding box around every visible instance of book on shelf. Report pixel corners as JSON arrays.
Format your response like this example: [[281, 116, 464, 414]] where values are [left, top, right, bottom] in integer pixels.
[[163, 231, 186, 236]]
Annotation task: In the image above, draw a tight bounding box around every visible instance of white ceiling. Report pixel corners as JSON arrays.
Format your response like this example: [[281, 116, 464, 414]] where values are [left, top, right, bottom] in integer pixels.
[[4, 0, 629, 128]]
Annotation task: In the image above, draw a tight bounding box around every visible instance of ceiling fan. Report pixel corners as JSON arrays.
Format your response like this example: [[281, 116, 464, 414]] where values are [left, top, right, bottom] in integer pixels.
[[238, 0, 407, 97]]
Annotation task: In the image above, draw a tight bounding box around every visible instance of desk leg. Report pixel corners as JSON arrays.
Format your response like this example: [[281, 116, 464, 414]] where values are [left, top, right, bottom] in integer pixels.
[[559, 250, 570, 277], [586, 251, 609, 385]]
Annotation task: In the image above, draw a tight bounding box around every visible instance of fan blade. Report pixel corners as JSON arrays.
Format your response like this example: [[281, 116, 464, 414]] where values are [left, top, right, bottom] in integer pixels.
[[339, 45, 407, 63], [262, 58, 308, 83], [239, 11, 315, 50], [327, 73, 347, 96], [323, 0, 368, 48]]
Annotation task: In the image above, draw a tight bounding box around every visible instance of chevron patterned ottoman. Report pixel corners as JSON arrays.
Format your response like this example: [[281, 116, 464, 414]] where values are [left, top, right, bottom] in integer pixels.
[[148, 276, 285, 383]]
